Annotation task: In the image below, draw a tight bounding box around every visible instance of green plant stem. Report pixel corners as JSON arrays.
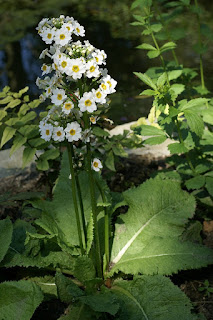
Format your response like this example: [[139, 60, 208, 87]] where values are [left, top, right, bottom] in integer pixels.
[[76, 174, 87, 247], [151, 32, 170, 85], [67, 142, 84, 255], [83, 113, 102, 278], [194, 0, 205, 89], [95, 178, 110, 273], [175, 119, 196, 175]]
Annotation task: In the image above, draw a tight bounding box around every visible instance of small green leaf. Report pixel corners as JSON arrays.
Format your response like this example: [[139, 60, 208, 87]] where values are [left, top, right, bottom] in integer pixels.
[[0, 126, 16, 148], [10, 134, 27, 156], [5, 99, 21, 110], [0, 109, 7, 121], [73, 257, 96, 283], [92, 127, 110, 137], [160, 41, 177, 53], [179, 98, 208, 111], [0, 96, 13, 105], [168, 142, 188, 154], [22, 147, 36, 168], [135, 124, 165, 136], [36, 158, 49, 171], [147, 50, 160, 59], [0, 218, 13, 263], [150, 23, 162, 33], [105, 150, 116, 171], [140, 89, 156, 96], [157, 73, 167, 87], [40, 148, 60, 161], [112, 144, 128, 157], [18, 86, 29, 96], [185, 176, 206, 190], [137, 43, 156, 50], [55, 273, 84, 304], [144, 136, 167, 145], [134, 72, 157, 90]]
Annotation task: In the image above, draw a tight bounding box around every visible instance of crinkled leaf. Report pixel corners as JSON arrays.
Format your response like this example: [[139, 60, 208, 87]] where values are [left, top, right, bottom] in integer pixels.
[[134, 72, 157, 90], [179, 98, 208, 111], [206, 177, 213, 197], [0, 218, 13, 263], [168, 142, 188, 154], [73, 256, 96, 283], [0, 280, 43, 320], [112, 275, 200, 320], [22, 146, 36, 168], [55, 273, 84, 304], [10, 134, 27, 156], [109, 178, 213, 276], [57, 303, 99, 320], [184, 110, 204, 137]]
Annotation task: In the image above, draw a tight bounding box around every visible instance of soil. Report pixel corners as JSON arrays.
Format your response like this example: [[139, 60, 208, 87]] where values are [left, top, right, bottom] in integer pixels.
[[0, 154, 213, 320]]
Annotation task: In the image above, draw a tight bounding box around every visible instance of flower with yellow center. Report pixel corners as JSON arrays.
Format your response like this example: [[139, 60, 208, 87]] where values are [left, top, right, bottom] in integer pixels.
[[73, 22, 85, 37], [41, 28, 55, 44], [41, 64, 51, 76], [92, 88, 107, 104], [79, 92, 97, 113], [86, 60, 100, 78], [52, 126, 65, 142], [92, 158, 103, 172], [68, 58, 86, 80], [51, 88, 67, 106], [62, 100, 74, 115], [40, 123, 53, 141], [65, 122, 82, 142], [54, 26, 71, 46]]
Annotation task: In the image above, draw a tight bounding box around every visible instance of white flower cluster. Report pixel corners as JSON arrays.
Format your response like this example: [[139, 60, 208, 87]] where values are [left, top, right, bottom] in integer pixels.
[[36, 15, 117, 171]]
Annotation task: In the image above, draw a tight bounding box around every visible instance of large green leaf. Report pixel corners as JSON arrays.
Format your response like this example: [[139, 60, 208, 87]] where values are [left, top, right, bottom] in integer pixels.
[[109, 178, 213, 276], [112, 275, 201, 320], [0, 218, 13, 263], [0, 280, 43, 320]]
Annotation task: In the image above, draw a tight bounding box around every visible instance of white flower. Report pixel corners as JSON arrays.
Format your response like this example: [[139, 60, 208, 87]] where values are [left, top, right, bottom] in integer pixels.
[[73, 22, 85, 37], [86, 60, 100, 78], [92, 158, 103, 172], [52, 126, 65, 142], [58, 55, 71, 74], [39, 48, 51, 59], [100, 75, 117, 94], [40, 123, 53, 141], [78, 92, 97, 113], [62, 100, 74, 114], [92, 49, 107, 65], [51, 88, 67, 105], [65, 122, 82, 142], [90, 116, 98, 124], [41, 28, 55, 44], [68, 58, 86, 80], [54, 26, 71, 46], [92, 88, 107, 104], [41, 64, 51, 76]]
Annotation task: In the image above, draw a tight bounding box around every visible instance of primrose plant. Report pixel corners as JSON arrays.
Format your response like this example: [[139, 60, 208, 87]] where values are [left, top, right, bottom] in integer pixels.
[[0, 14, 213, 320]]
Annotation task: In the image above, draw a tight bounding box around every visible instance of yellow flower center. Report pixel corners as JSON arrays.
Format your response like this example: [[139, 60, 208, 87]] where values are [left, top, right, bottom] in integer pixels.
[[42, 65, 47, 71], [61, 61, 67, 68], [57, 94, 63, 100], [65, 103, 72, 110], [93, 162, 99, 168], [72, 65, 79, 73], [57, 131, 62, 136], [90, 66, 95, 72], [48, 88, 51, 94], [101, 84, 107, 90], [95, 57, 99, 62], [76, 27, 80, 33], [107, 81, 112, 87], [69, 129, 76, 135], [85, 99, 92, 107], [66, 26, 71, 31], [46, 129, 50, 135], [54, 63, 58, 70], [47, 33, 52, 39], [60, 34, 65, 40], [90, 117, 95, 123], [96, 92, 102, 99]]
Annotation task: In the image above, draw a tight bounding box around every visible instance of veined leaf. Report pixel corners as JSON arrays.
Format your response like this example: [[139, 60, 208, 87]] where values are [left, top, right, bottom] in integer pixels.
[[179, 98, 208, 111], [137, 43, 156, 50], [10, 134, 27, 156], [134, 72, 157, 90], [147, 50, 160, 59], [157, 73, 167, 87], [0, 218, 13, 263], [109, 178, 213, 276], [0, 280, 43, 320], [134, 124, 166, 136], [184, 110, 204, 137], [22, 147, 36, 168], [112, 275, 200, 320], [143, 136, 167, 145], [105, 150, 116, 171], [0, 126, 16, 148], [185, 176, 206, 190], [168, 142, 188, 154], [160, 41, 177, 53]]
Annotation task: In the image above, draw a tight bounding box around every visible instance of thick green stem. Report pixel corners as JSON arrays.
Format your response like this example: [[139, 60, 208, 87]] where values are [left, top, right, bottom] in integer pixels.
[[176, 119, 196, 175], [95, 178, 110, 273], [83, 113, 102, 277], [194, 0, 205, 89], [67, 142, 84, 254], [76, 175, 87, 247]]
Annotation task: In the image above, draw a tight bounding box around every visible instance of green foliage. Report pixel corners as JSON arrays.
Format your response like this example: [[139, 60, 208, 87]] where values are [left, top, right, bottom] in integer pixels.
[[0, 218, 13, 263], [109, 177, 213, 276], [112, 275, 200, 320], [0, 280, 43, 320]]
